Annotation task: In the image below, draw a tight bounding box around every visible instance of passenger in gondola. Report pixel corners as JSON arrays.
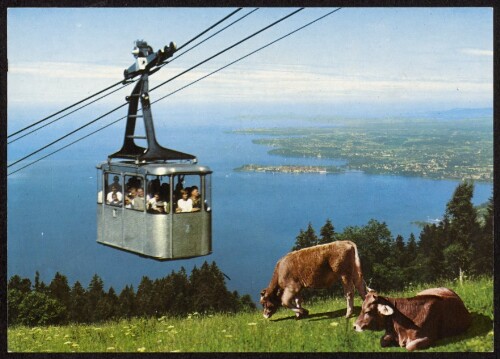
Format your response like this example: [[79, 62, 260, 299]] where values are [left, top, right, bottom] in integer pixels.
[[107, 175, 121, 192], [125, 187, 137, 209], [147, 192, 168, 214], [106, 184, 123, 204], [109, 192, 122, 206], [190, 186, 201, 212], [133, 187, 146, 211], [174, 175, 185, 201], [127, 176, 141, 191], [148, 178, 161, 200], [160, 183, 170, 202], [176, 189, 193, 213]]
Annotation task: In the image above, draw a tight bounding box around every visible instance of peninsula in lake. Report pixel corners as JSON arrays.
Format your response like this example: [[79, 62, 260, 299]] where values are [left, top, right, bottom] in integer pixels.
[[231, 112, 493, 182]]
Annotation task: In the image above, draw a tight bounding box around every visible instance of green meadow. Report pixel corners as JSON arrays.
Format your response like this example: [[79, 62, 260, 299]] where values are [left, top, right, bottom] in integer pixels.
[[8, 277, 493, 353]]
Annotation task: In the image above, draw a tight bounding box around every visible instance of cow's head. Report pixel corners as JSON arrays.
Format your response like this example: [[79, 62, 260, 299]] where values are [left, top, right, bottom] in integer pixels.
[[260, 288, 281, 319], [354, 290, 394, 332]]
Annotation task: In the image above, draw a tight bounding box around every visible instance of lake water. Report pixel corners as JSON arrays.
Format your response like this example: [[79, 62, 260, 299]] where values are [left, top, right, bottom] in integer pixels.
[[7, 113, 493, 302]]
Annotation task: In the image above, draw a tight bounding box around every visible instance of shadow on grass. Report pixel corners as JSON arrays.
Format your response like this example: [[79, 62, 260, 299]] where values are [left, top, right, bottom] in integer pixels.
[[270, 306, 361, 323], [431, 312, 493, 350]]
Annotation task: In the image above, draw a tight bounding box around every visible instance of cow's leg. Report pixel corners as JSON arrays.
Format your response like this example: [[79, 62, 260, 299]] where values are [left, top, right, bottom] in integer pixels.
[[294, 296, 309, 317], [341, 275, 355, 318], [380, 333, 397, 347], [406, 337, 431, 351], [281, 289, 308, 319]]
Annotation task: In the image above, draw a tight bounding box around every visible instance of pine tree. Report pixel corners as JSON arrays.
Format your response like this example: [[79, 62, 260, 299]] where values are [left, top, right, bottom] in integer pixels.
[[416, 223, 447, 282], [292, 222, 318, 250], [8, 275, 32, 293], [118, 285, 136, 319], [7, 289, 24, 325], [318, 219, 336, 244], [69, 281, 87, 323], [406, 233, 417, 257], [96, 287, 119, 321], [169, 267, 191, 315], [473, 196, 493, 275], [48, 272, 71, 323], [34, 271, 42, 292], [443, 181, 480, 276], [190, 261, 239, 314], [85, 274, 106, 322], [393, 235, 406, 268], [136, 276, 155, 317]]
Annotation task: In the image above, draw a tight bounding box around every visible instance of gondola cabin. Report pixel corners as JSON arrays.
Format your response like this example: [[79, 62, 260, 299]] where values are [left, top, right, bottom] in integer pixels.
[[96, 40, 212, 260], [96, 161, 212, 260]]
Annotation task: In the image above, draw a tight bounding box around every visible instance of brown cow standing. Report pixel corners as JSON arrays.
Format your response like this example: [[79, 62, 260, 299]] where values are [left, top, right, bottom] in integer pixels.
[[354, 288, 472, 351], [260, 241, 367, 319]]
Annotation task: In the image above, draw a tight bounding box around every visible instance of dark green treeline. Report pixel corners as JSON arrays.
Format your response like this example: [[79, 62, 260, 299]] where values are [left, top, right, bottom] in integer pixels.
[[8, 261, 256, 327]]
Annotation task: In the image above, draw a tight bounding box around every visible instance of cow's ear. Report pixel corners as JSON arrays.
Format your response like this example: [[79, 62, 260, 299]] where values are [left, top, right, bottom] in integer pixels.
[[260, 289, 266, 297], [377, 304, 394, 316]]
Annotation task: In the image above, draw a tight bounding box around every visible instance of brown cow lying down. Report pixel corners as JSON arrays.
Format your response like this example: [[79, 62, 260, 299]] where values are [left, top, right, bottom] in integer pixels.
[[354, 288, 472, 351], [260, 240, 367, 319]]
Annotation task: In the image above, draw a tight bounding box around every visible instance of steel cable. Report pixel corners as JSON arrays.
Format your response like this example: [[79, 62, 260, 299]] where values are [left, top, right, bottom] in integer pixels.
[[7, 81, 135, 145]]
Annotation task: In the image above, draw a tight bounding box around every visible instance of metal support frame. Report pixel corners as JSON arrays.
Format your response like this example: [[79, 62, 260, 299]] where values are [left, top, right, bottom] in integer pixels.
[[108, 73, 196, 163]]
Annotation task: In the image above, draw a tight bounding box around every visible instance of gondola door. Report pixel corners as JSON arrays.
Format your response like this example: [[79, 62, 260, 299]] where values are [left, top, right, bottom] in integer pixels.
[[98, 171, 124, 248]]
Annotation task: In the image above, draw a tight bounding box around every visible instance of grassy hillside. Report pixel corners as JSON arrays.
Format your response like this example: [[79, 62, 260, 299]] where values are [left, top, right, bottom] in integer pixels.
[[8, 277, 493, 353]]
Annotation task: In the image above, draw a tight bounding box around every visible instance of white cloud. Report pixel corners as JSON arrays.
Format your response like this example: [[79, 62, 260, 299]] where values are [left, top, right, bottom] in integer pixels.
[[9, 61, 124, 79], [460, 48, 493, 57], [7, 61, 492, 106]]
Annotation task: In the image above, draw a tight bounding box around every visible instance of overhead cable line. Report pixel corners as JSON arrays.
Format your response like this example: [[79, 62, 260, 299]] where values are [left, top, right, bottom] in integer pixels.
[[7, 103, 128, 169], [152, 8, 342, 106], [7, 8, 243, 140], [175, 8, 242, 52], [7, 81, 134, 145], [149, 7, 304, 93], [7, 80, 127, 139], [156, 8, 259, 68], [8, 8, 305, 171], [7, 117, 124, 177]]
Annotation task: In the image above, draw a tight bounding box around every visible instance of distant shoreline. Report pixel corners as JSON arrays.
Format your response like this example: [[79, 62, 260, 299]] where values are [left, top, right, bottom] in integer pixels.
[[234, 164, 343, 174]]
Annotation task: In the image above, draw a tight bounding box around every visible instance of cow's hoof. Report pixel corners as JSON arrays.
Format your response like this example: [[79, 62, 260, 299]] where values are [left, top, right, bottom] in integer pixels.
[[296, 309, 309, 319], [380, 335, 396, 348]]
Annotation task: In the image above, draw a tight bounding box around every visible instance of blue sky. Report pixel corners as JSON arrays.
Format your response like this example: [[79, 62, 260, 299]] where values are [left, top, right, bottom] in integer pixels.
[[7, 7, 493, 118]]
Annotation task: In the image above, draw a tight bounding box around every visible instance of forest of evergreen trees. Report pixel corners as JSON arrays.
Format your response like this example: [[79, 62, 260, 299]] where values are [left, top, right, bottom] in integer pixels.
[[292, 181, 493, 296], [8, 261, 256, 327], [8, 181, 493, 327]]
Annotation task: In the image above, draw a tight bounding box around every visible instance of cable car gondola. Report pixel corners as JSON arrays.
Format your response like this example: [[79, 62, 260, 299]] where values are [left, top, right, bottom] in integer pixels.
[[96, 40, 212, 260]]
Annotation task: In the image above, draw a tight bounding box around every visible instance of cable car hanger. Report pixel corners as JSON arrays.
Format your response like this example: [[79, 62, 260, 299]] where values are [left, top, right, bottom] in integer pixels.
[[109, 40, 196, 164]]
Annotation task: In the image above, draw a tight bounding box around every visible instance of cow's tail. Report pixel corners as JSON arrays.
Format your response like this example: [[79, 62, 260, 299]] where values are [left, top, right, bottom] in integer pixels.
[[352, 242, 369, 299]]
